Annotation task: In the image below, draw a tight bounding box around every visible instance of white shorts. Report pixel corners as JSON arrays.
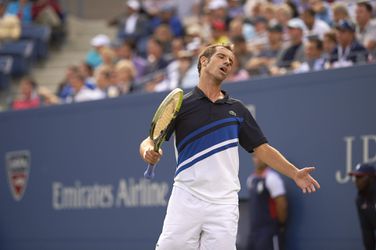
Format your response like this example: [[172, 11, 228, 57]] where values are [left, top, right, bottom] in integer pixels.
[[155, 186, 239, 250]]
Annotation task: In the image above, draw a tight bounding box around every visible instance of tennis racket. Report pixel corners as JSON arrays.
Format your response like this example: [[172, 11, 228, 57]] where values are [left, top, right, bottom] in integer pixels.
[[144, 88, 184, 179]]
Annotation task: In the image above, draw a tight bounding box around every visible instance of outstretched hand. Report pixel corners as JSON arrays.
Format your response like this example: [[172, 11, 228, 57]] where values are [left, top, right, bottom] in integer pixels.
[[293, 167, 320, 193]]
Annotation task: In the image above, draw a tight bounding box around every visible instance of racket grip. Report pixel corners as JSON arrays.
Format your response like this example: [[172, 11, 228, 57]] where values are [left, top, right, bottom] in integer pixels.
[[144, 164, 156, 179]]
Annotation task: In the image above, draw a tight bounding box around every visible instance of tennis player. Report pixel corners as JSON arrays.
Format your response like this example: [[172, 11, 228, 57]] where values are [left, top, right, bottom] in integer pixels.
[[140, 44, 320, 250]]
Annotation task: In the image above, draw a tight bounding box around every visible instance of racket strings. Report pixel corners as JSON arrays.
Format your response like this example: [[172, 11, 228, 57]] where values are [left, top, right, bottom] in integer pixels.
[[152, 98, 177, 139]]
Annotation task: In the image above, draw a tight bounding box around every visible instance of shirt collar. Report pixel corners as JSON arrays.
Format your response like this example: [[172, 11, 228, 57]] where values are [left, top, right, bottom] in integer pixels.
[[193, 86, 232, 104]]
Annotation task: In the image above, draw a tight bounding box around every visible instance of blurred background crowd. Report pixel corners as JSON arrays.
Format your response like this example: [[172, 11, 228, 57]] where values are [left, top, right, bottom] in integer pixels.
[[0, 0, 375, 111]]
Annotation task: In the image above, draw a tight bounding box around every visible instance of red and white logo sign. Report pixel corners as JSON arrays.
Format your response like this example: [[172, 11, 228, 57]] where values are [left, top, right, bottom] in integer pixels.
[[6, 150, 31, 201]]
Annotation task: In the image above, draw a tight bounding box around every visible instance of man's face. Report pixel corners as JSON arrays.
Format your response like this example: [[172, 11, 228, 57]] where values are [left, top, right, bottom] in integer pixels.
[[323, 36, 336, 53], [305, 41, 321, 59], [20, 80, 33, 97], [203, 46, 234, 82], [356, 5, 370, 25], [268, 31, 282, 43], [69, 75, 84, 91], [336, 29, 354, 46], [355, 175, 371, 192], [301, 12, 314, 27], [288, 27, 303, 43]]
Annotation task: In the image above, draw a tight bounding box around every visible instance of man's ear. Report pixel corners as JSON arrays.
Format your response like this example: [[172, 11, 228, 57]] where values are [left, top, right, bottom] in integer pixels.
[[201, 57, 208, 66]]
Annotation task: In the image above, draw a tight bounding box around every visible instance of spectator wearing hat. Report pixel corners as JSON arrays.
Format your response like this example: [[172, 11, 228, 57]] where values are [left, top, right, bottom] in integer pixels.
[[349, 163, 376, 250], [355, 1, 376, 57], [330, 19, 368, 68], [86, 34, 110, 69], [0, 0, 21, 42]]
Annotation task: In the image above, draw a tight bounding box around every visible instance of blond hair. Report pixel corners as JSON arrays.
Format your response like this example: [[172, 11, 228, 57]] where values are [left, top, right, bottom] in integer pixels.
[[115, 59, 136, 80]]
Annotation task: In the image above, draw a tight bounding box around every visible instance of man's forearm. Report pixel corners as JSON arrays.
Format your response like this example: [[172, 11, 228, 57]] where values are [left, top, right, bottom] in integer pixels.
[[254, 143, 298, 180]]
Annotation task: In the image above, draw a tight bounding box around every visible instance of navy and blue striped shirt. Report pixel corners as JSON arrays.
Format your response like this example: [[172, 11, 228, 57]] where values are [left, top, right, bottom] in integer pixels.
[[166, 87, 267, 204]]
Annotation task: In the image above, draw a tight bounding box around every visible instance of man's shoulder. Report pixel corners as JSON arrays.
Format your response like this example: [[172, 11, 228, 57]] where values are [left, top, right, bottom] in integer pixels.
[[225, 96, 251, 114]]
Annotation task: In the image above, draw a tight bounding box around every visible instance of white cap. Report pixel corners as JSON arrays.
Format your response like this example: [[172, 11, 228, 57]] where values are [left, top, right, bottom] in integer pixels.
[[287, 18, 306, 31], [208, 0, 228, 10], [126, 0, 140, 10], [91, 34, 110, 47]]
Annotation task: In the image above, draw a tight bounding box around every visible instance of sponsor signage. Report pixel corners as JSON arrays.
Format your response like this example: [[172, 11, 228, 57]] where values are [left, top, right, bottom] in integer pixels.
[[6, 150, 31, 201]]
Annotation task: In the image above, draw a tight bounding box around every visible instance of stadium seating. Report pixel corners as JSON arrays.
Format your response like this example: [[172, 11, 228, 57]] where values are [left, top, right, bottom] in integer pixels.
[[0, 56, 13, 89], [20, 23, 51, 60], [0, 40, 34, 76]]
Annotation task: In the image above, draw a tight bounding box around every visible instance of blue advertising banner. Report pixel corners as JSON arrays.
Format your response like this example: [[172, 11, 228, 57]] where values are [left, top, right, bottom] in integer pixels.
[[0, 64, 375, 250]]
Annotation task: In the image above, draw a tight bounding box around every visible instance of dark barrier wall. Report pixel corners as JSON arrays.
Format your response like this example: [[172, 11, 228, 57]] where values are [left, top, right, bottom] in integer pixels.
[[0, 64, 375, 250]]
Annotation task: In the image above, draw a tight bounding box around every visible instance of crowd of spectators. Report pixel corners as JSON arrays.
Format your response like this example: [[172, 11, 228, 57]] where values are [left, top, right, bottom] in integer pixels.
[[0, 0, 66, 47], [5, 0, 376, 110], [0, 0, 66, 110]]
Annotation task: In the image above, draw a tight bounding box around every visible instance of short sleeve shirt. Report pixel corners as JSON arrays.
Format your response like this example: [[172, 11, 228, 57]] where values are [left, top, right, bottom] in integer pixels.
[[166, 87, 267, 204]]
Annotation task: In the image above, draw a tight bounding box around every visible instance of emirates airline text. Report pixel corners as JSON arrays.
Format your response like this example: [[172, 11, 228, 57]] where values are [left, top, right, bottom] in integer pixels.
[[52, 178, 169, 210]]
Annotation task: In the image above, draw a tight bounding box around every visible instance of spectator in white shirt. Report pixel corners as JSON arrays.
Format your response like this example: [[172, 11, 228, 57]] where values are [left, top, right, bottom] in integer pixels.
[[65, 70, 104, 103], [355, 1, 376, 56], [301, 8, 331, 39]]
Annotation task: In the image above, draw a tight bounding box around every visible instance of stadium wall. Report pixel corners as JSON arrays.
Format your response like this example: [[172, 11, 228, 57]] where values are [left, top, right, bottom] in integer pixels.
[[0, 64, 375, 250]]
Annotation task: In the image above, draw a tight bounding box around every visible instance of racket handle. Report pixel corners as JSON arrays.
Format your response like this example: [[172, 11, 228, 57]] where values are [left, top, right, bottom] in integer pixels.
[[144, 164, 156, 179]]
